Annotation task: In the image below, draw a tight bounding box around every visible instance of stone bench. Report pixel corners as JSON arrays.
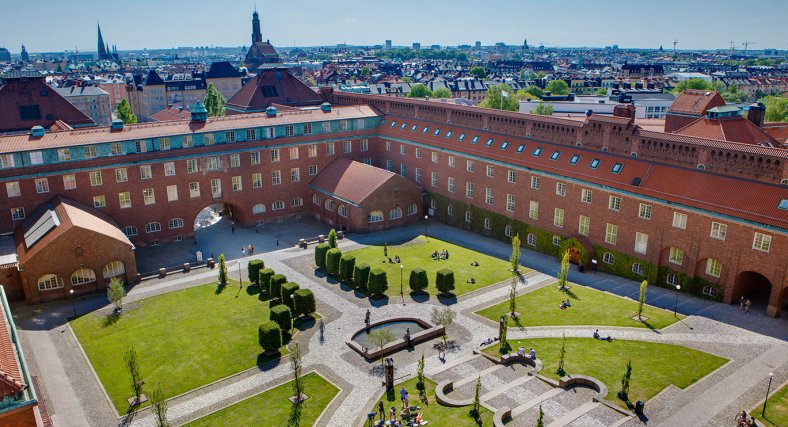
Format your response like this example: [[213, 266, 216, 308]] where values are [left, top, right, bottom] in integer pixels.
[[501, 353, 543, 373], [435, 380, 474, 407], [493, 406, 512, 427], [559, 374, 608, 401]]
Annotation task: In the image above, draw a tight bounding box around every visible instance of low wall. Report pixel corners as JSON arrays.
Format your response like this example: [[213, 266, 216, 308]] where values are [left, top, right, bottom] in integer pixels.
[[345, 317, 445, 360], [435, 380, 474, 407], [559, 374, 608, 401]]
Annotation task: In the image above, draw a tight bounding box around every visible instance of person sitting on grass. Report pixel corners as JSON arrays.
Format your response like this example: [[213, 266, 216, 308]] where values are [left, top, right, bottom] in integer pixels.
[[471, 260, 479, 266], [466, 277, 476, 284], [593, 329, 613, 342], [431, 251, 438, 260], [395, 255, 401, 263]]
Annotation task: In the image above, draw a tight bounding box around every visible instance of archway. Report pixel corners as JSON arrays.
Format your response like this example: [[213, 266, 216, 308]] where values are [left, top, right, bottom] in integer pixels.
[[194, 203, 234, 231], [733, 271, 773, 314]]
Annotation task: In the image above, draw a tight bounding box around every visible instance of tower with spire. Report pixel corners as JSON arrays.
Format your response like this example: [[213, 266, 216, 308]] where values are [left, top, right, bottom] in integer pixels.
[[252, 10, 262, 44], [244, 9, 281, 71], [96, 23, 120, 63]]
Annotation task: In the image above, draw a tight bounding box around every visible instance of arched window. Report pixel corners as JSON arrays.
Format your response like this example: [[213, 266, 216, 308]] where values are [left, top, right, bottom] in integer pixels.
[[145, 222, 161, 233], [71, 268, 96, 286], [603, 252, 614, 264], [102, 261, 125, 279], [504, 225, 513, 237], [37, 274, 63, 291], [407, 203, 418, 216], [252, 204, 266, 214], [123, 226, 138, 237], [338, 205, 348, 217], [312, 194, 321, 205], [389, 207, 402, 219], [484, 218, 491, 230], [697, 164, 705, 170], [168, 218, 184, 229], [368, 210, 384, 223], [325, 199, 335, 211]]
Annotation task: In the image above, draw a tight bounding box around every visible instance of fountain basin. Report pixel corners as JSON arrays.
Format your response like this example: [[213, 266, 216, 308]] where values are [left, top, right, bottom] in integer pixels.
[[345, 317, 445, 360]]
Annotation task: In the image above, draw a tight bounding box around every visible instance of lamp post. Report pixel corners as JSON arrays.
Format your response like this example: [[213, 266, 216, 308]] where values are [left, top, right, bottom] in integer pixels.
[[763, 372, 774, 417], [238, 260, 243, 288], [290, 293, 297, 319], [424, 215, 429, 239], [69, 289, 76, 319], [673, 284, 681, 316], [400, 264, 404, 297]]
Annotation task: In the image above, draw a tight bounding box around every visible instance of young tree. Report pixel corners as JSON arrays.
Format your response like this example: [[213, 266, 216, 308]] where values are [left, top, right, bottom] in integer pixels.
[[596, 87, 608, 96], [204, 83, 226, 117], [416, 353, 425, 394], [545, 79, 569, 95], [469, 66, 487, 79], [368, 329, 395, 364], [124, 346, 144, 404], [217, 253, 228, 285], [327, 229, 337, 248], [408, 83, 432, 98], [557, 333, 567, 375], [432, 87, 452, 98], [116, 99, 137, 124], [762, 95, 788, 122], [107, 278, 126, 312], [637, 280, 648, 320], [430, 306, 456, 345], [291, 343, 304, 403], [479, 84, 519, 111], [619, 360, 632, 401], [510, 234, 521, 272], [499, 320, 508, 354], [150, 385, 170, 427], [520, 85, 544, 99], [508, 275, 517, 317], [672, 78, 713, 94], [533, 102, 554, 116], [536, 404, 545, 427], [558, 250, 570, 291], [472, 376, 481, 421]]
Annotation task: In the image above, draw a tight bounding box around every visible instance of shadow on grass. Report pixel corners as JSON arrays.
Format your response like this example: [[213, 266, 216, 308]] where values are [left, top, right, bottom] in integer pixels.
[[288, 401, 302, 426], [640, 319, 661, 334], [102, 312, 121, 327], [560, 286, 580, 300], [512, 315, 526, 330], [256, 351, 283, 371], [409, 292, 431, 303], [215, 284, 226, 295], [369, 295, 390, 307], [437, 293, 457, 305], [245, 285, 260, 296], [257, 290, 271, 302]]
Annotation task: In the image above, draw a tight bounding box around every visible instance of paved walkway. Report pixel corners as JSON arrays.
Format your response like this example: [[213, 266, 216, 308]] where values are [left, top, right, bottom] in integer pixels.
[[13, 219, 788, 427]]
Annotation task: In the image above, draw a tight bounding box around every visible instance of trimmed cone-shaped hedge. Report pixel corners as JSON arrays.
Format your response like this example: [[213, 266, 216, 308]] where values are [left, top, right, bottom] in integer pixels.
[[409, 267, 429, 293], [259, 268, 275, 294], [314, 243, 330, 269], [258, 321, 282, 354], [281, 282, 300, 312], [326, 248, 342, 276], [353, 263, 371, 290], [368, 268, 388, 297], [269, 274, 287, 299], [248, 259, 265, 284], [294, 289, 316, 317], [270, 304, 292, 332], [339, 254, 356, 283], [436, 269, 455, 295]]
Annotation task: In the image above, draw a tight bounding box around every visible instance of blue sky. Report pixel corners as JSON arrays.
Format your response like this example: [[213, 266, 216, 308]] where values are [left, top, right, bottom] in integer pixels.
[[1, 0, 787, 53]]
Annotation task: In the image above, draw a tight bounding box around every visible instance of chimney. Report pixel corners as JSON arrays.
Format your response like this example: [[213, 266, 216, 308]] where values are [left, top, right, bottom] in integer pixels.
[[614, 104, 636, 120], [747, 102, 765, 128]]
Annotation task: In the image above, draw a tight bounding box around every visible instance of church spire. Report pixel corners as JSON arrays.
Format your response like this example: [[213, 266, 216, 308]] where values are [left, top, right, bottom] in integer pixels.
[[251, 10, 262, 44], [97, 23, 107, 56]]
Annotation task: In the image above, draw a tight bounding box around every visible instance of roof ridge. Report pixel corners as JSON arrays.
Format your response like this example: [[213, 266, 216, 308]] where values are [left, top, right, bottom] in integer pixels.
[[0, 368, 24, 392]]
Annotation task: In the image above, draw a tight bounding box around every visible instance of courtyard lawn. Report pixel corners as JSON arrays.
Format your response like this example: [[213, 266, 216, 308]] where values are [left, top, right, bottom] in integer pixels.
[[185, 372, 338, 427], [365, 376, 493, 426], [71, 280, 292, 412], [484, 338, 727, 404], [476, 283, 681, 330], [345, 235, 518, 297], [753, 383, 788, 427]]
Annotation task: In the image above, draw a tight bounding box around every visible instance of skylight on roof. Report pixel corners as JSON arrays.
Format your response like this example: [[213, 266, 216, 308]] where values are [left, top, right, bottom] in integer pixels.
[[422, 127, 429, 134], [390, 121, 397, 127], [400, 123, 407, 129], [590, 159, 601, 169], [500, 142, 510, 150], [779, 199, 788, 210], [611, 163, 623, 174], [411, 125, 417, 131], [516, 144, 526, 153], [485, 138, 494, 147], [445, 131, 453, 138], [532, 148, 543, 157], [569, 154, 580, 165], [471, 136, 480, 144], [458, 133, 466, 141], [550, 151, 560, 161], [24, 207, 60, 249], [433, 128, 441, 136]]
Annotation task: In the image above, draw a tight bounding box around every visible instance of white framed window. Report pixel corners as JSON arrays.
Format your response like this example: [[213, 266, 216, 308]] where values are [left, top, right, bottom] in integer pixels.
[[246, 129, 256, 140], [304, 123, 313, 135], [466, 160, 475, 172], [507, 170, 516, 183], [552, 236, 562, 246], [189, 182, 200, 198], [119, 192, 131, 208], [400, 163, 407, 176], [93, 195, 106, 208], [140, 164, 152, 179], [465, 182, 474, 199], [385, 160, 392, 171], [400, 145, 406, 155], [447, 205, 454, 216], [634, 232, 648, 255], [415, 168, 422, 183], [226, 131, 236, 142], [368, 210, 384, 223], [672, 212, 687, 230], [71, 268, 96, 286], [431, 152, 438, 163], [35, 178, 49, 193], [232, 176, 242, 191], [272, 200, 285, 210], [752, 232, 772, 252], [115, 168, 128, 183], [603, 252, 614, 265], [527, 233, 536, 246], [313, 194, 321, 205], [448, 155, 456, 168], [270, 149, 280, 162], [168, 218, 184, 229], [484, 218, 492, 230], [84, 145, 97, 159], [578, 215, 590, 236], [581, 189, 592, 204], [164, 162, 176, 176], [102, 261, 125, 279], [529, 201, 539, 220], [505, 225, 513, 237], [485, 188, 493, 205], [386, 141, 392, 152], [632, 263, 644, 275], [29, 151, 43, 164], [415, 148, 422, 159], [507, 194, 515, 212], [389, 207, 402, 219], [531, 176, 541, 190], [211, 179, 221, 197], [229, 154, 240, 168], [159, 138, 170, 150], [669, 247, 684, 265], [250, 151, 261, 165], [357, 139, 367, 151], [291, 168, 300, 182], [63, 174, 76, 190], [702, 286, 718, 298], [145, 222, 162, 233], [11, 207, 24, 220], [431, 172, 438, 188], [338, 205, 348, 217], [292, 197, 303, 207], [5, 182, 20, 198], [666, 273, 678, 287], [407, 203, 417, 216], [0, 154, 14, 168], [556, 182, 566, 197], [448, 177, 455, 193], [344, 141, 352, 153], [638, 203, 652, 220], [272, 170, 281, 185], [187, 159, 198, 173], [464, 210, 471, 223], [309, 145, 317, 158], [609, 195, 621, 211], [710, 222, 727, 240], [252, 173, 262, 188], [57, 148, 71, 161], [123, 226, 138, 237], [705, 258, 721, 277], [143, 188, 155, 205], [486, 165, 494, 177], [322, 122, 331, 133], [605, 223, 618, 245], [326, 143, 335, 155], [325, 199, 335, 211], [339, 120, 348, 131], [289, 147, 300, 160], [181, 136, 192, 148], [37, 274, 63, 291], [89, 171, 103, 186], [553, 208, 564, 227], [285, 125, 294, 137], [167, 185, 178, 201]]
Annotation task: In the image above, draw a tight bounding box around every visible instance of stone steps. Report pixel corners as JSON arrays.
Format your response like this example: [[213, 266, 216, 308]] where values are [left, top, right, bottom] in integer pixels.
[[425, 353, 479, 377], [545, 401, 600, 427], [511, 388, 564, 418], [479, 374, 535, 403], [454, 364, 505, 388]]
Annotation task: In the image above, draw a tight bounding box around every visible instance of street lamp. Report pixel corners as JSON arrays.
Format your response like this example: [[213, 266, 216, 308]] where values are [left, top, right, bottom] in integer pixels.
[[424, 215, 429, 239], [673, 284, 681, 316], [69, 289, 76, 319], [763, 372, 774, 417], [400, 264, 404, 297], [290, 293, 297, 319]]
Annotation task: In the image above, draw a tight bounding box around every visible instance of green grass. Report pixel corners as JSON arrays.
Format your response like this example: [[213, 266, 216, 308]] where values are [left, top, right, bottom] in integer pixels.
[[476, 283, 681, 330], [185, 372, 339, 426], [364, 376, 492, 426], [71, 280, 292, 412], [753, 382, 788, 427], [484, 338, 727, 404], [345, 235, 517, 297]]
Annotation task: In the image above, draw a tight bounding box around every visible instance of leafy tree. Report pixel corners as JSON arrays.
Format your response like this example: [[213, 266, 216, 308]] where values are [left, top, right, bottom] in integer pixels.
[[536, 405, 544, 427], [619, 360, 632, 401], [672, 78, 712, 94], [520, 85, 544, 99], [546, 79, 569, 95], [258, 321, 282, 354], [150, 385, 170, 427], [217, 253, 228, 285], [527, 70, 546, 80], [557, 333, 566, 375], [430, 306, 456, 345], [432, 87, 452, 98], [469, 66, 487, 79], [204, 83, 226, 117], [435, 269, 455, 295], [327, 229, 337, 248], [510, 234, 521, 272], [638, 280, 648, 320], [456, 52, 468, 62], [533, 102, 554, 116], [116, 99, 137, 124], [270, 274, 287, 300], [508, 275, 517, 317], [107, 278, 126, 311], [259, 268, 275, 293], [471, 376, 481, 421], [401, 76, 412, 83], [409, 268, 429, 293], [281, 282, 300, 312], [367, 269, 388, 296], [124, 346, 144, 404], [762, 95, 788, 122], [479, 84, 519, 111], [248, 259, 265, 284], [558, 250, 570, 290], [417, 353, 426, 393], [293, 289, 316, 316], [368, 328, 395, 364], [499, 320, 508, 354], [596, 87, 608, 96], [360, 66, 370, 76], [408, 83, 432, 98]]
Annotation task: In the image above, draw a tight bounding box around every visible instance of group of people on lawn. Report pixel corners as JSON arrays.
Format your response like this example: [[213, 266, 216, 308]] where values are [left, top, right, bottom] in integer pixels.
[[431, 249, 450, 260], [373, 387, 427, 426]]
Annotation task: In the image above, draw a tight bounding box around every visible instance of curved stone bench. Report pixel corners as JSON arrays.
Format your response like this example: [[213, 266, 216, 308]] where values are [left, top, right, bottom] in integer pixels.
[[493, 406, 512, 427], [559, 374, 608, 401], [500, 353, 543, 373], [435, 380, 474, 407]]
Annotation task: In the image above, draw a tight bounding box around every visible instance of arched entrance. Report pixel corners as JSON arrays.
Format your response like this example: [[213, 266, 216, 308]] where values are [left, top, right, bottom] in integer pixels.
[[194, 203, 234, 231], [733, 271, 773, 314]]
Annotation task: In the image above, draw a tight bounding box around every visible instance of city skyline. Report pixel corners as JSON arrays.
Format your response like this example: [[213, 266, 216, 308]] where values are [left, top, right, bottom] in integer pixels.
[[1, 0, 787, 54]]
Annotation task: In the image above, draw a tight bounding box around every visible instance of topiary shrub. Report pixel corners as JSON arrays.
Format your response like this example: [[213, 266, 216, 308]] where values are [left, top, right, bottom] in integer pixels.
[[314, 243, 330, 269], [367, 269, 388, 297], [270, 304, 292, 332], [339, 254, 356, 283], [294, 289, 316, 317], [436, 269, 455, 295], [354, 263, 371, 290], [326, 248, 342, 276], [259, 268, 275, 294], [409, 267, 429, 293], [281, 282, 300, 312], [269, 274, 287, 300], [258, 321, 282, 354], [248, 259, 265, 284]]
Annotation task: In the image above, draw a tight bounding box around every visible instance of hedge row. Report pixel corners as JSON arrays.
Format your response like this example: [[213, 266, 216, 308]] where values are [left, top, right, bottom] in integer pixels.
[[248, 259, 265, 284]]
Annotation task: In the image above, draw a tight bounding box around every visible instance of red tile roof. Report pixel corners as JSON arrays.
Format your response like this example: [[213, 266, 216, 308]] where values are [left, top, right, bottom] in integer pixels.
[[636, 129, 787, 156], [674, 117, 779, 146], [308, 157, 399, 206], [668, 90, 725, 115], [0, 300, 24, 398], [150, 103, 192, 122], [0, 75, 95, 132], [226, 67, 323, 112]]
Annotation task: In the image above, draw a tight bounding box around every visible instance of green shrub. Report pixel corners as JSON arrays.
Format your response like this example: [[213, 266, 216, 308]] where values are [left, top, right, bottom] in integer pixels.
[[327, 229, 337, 248], [294, 289, 316, 316], [248, 259, 265, 284], [269, 274, 287, 299], [281, 282, 300, 311], [314, 243, 330, 269], [368, 269, 388, 296], [270, 304, 292, 331], [339, 254, 356, 283], [326, 248, 342, 276], [259, 268, 275, 294], [258, 321, 282, 354], [409, 267, 429, 293], [435, 269, 455, 295], [354, 263, 371, 290]]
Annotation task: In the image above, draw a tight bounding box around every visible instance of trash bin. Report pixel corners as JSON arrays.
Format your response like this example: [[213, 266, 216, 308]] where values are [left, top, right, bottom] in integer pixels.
[[635, 400, 645, 415]]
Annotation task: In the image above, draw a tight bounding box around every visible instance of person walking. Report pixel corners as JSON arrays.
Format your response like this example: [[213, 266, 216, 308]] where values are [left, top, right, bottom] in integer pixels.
[[739, 296, 745, 311], [744, 299, 751, 314], [378, 401, 385, 421], [365, 309, 371, 328]]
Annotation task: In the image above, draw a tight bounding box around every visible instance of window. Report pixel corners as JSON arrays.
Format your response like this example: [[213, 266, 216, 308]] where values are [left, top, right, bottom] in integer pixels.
[[530, 176, 540, 190], [304, 123, 313, 134], [140, 165, 152, 179], [705, 258, 721, 277], [11, 207, 25, 220], [70, 267, 96, 286], [431, 172, 438, 188], [505, 225, 513, 238], [485, 188, 493, 205], [666, 273, 678, 287], [291, 168, 300, 182], [287, 147, 299, 160], [309, 145, 317, 158], [552, 236, 562, 246], [340, 141, 350, 153], [162, 162, 176, 176], [29, 151, 43, 165], [485, 138, 494, 147], [143, 188, 155, 205], [325, 199, 335, 211], [146, 222, 162, 233], [634, 232, 648, 255], [211, 179, 221, 197], [486, 165, 494, 177], [308, 165, 318, 176], [63, 174, 76, 190], [507, 194, 515, 212], [609, 196, 621, 211], [119, 192, 131, 208], [527, 234, 536, 246], [337, 205, 348, 217], [484, 218, 492, 230], [368, 210, 384, 223], [385, 160, 392, 171], [431, 152, 438, 163], [252, 173, 262, 188], [554, 208, 564, 227], [270, 149, 280, 162], [605, 224, 618, 245], [123, 226, 138, 237], [226, 131, 237, 142], [507, 170, 516, 183], [447, 205, 454, 216], [340, 120, 348, 131], [135, 140, 148, 153], [35, 178, 49, 193], [603, 252, 614, 265], [464, 210, 471, 223], [204, 135, 214, 145], [465, 182, 474, 199], [710, 222, 727, 240], [252, 203, 267, 215], [113, 168, 128, 183], [57, 148, 71, 161], [611, 163, 623, 174], [229, 154, 240, 168], [669, 247, 684, 265], [232, 176, 242, 191], [361, 139, 369, 151], [549, 151, 560, 161], [448, 177, 455, 193], [556, 182, 566, 197], [103, 261, 125, 279], [672, 212, 687, 230], [38, 274, 63, 291], [569, 154, 580, 165], [458, 133, 466, 141], [529, 201, 539, 220], [250, 151, 261, 165], [400, 163, 407, 176], [400, 123, 407, 129], [589, 159, 601, 169], [415, 168, 422, 182], [500, 141, 510, 150], [471, 136, 480, 144], [389, 207, 402, 219], [753, 232, 772, 252], [187, 159, 198, 173], [581, 189, 592, 204], [448, 156, 456, 168], [702, 286, 718, 298], [189, 182, 200, 198], [322, 122, 331, 133], [246, 129, 256, 141], [285, 125, 294, 137], [93, 195, 106, 208], [422, 126, 430, 134], [5, 182, 20, 198], [407, 203, 417, 216], [272, 170, 281, 185], [516, 144, 525, 153], [159, 138, 171, 150], [313, 194, 321, 205], [84, 145, 97, 159], [168, 218, 184, 229], [386, 141, 392, 152], [632, 263, 644, 275], [272, 200, 285, 211], [182, 136, 192, 148], [433, 128, 441, 136], [167, 185, 178, 201], [532, 147, 543, 156], [292, 197, 303, 207], [466, 160, 475, 172], [638, 203, 652, 220], [415, 148, 422, 159], [578, 215, 590, 236]]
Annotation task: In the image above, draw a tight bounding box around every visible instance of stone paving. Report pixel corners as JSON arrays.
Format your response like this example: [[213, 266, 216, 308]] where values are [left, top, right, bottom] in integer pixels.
[[11, 219, 788, 427]]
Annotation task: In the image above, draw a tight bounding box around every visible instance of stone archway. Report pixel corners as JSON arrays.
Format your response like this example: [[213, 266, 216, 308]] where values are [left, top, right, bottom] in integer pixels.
[[733, 271, 773, 314]]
